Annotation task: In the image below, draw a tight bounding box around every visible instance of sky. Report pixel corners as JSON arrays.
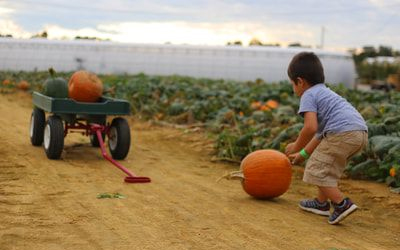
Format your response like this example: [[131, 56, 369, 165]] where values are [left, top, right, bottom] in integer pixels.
[[0, 0, 400, 52]]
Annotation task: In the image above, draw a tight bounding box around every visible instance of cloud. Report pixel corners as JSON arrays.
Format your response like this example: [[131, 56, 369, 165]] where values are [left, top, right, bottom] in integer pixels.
[[0, 6, 14, 15], [0, 18, 338, 50], [97, 21, 314, 46], [0, 19, 31, 37], [1, 0, 399, 50], [368, 0, 400, 8], [43, 24, 111, 40]]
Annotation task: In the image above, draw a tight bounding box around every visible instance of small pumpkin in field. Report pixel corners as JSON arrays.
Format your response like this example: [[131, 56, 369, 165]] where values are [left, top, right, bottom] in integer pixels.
[[265, 100, 279, 109], [251, 101, 262, 110], [221, 149, 292, 199], [2, 79, 12, 86], [68, 70, 103, 102], [43, 68, 68, 98], [17, 80, 30, 91]]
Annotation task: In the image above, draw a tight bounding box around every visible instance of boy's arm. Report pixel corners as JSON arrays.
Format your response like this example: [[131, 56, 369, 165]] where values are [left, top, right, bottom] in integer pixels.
[[288, 137, 321, 165], [304, 136, 321, 155], [285, 111, 318, 154]]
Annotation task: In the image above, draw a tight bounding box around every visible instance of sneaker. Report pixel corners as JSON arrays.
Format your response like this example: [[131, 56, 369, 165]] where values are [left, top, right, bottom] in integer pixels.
[[328, 198, 358, 225], [299, 198, 331, 216]]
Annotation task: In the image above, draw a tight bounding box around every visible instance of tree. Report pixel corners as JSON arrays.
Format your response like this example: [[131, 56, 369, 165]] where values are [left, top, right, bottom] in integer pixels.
[[288, 42, 302, 47], [288, 42, 311, 48], [362, 46, 376, 57], [353, 45, 400, 83], [264, 43, 281, 47], [226, 40, 242, 46], [249, 38, 263, 46], [31, 31, 48, 39], [75, 36, 110, 41], [378, 46, 393, 57]]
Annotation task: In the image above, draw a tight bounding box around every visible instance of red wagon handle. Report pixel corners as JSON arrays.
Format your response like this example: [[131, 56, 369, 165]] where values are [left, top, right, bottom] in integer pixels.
[[91, 124, 151, 184]]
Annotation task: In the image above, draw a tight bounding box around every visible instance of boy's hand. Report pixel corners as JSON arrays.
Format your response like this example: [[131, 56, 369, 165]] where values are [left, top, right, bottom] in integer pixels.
[[288, 152, 305, 165], [285, 143, 296, 156]]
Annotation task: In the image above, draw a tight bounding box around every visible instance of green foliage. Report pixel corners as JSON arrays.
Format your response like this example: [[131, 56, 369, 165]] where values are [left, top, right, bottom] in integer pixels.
[[2, 70, 400, 187], [268, 123, 303, 150], [96, 193, 126, 199]]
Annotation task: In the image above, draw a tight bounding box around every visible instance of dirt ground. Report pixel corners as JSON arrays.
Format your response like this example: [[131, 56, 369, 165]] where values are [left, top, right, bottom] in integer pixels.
[[0, 91, 399, 250]]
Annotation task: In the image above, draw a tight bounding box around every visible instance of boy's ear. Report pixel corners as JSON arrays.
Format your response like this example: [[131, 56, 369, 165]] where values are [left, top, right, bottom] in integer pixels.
[[297, 77, 309, 86], [293, 77, 301, 85], [297, 77, 305, 85]]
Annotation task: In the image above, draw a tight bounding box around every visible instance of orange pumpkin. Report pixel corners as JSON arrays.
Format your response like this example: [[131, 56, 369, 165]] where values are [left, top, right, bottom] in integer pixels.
[[17, 80, 30, 91], [68, 71, 103, 102], [260, 104, 271, 111], [265, 100, 279, 109], [2, 79, 12, 86], [240, 149, 291, 199], [251, 101, 262, 110]]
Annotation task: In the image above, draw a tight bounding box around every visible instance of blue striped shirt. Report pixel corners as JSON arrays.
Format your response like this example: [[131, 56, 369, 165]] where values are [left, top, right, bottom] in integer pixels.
[[298, 84, 368, 139]]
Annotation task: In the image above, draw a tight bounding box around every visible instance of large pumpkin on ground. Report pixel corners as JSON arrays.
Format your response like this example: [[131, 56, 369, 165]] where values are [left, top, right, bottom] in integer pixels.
[[17, 80, 30, 91], [240, 149, 292, 199], [43, 68, 68, 98], [68, 71, 103, 102]]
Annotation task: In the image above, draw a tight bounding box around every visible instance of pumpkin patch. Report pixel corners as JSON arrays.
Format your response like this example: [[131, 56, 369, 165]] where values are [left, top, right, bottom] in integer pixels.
[[1, 70, 399, 189]]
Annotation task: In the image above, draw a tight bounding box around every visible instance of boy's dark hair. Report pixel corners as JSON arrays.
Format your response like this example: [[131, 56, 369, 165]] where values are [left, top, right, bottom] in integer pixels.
[[287, 52, 325, 85]]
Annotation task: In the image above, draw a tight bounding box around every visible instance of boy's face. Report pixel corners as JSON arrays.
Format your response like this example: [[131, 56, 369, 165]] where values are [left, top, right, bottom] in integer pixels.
[[291, 78, 306, 97]]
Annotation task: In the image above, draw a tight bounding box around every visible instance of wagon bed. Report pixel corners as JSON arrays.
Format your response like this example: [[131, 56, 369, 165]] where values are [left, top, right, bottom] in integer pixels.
[[32, 91, 130, 115]]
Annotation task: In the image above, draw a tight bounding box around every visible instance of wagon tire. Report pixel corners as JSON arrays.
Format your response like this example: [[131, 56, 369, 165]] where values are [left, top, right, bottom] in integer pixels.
[[44, 115, 64, 159], [108, 117, 130, 160], [30, 107, 46, 146]]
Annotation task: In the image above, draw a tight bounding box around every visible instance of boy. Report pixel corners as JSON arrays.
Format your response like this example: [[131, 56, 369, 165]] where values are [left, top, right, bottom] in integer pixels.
[[285, 52, 368, 225]]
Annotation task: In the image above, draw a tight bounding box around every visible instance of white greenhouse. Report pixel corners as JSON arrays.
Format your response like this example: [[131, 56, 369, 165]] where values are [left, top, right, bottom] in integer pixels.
[[0, 38, 356, 87]]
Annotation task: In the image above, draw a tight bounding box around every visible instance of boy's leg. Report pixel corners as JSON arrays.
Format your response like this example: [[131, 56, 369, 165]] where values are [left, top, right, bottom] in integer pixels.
[[318, 186, 358, 225], [318, 186, 343, 203]]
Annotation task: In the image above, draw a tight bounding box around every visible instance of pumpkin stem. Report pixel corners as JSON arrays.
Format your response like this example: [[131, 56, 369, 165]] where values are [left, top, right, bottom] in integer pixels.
[[48, 67, 56, 77], [103, 86, 115, 95], [216, 170, 244, 182]]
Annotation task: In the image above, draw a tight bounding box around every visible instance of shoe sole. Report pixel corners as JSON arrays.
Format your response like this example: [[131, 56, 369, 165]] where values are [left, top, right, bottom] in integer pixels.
[[298, 204, 330, 216], [328, 204, 358, 225]]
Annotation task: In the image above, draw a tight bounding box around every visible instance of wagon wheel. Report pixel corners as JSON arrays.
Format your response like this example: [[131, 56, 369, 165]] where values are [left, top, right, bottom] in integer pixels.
[[30, 107, 45, 146], [44, 115, 64, 159], [90, 116, 107, 147], [108, 117, 130, 160]]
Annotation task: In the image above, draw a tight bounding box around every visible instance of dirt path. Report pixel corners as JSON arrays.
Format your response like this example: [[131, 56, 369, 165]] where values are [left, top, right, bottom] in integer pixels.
[[0, 91, 399, 250]]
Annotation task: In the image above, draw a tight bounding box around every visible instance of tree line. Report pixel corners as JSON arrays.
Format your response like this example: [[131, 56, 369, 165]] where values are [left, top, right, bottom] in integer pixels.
[[351, 46, 400, 83]]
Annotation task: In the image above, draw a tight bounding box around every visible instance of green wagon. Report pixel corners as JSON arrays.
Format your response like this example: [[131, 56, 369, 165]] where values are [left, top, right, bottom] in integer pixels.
[[29, 91, 150, 183]]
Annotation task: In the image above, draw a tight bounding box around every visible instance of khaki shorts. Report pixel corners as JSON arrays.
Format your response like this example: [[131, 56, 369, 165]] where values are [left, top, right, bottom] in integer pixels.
[[303, 131, 368, 187]]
